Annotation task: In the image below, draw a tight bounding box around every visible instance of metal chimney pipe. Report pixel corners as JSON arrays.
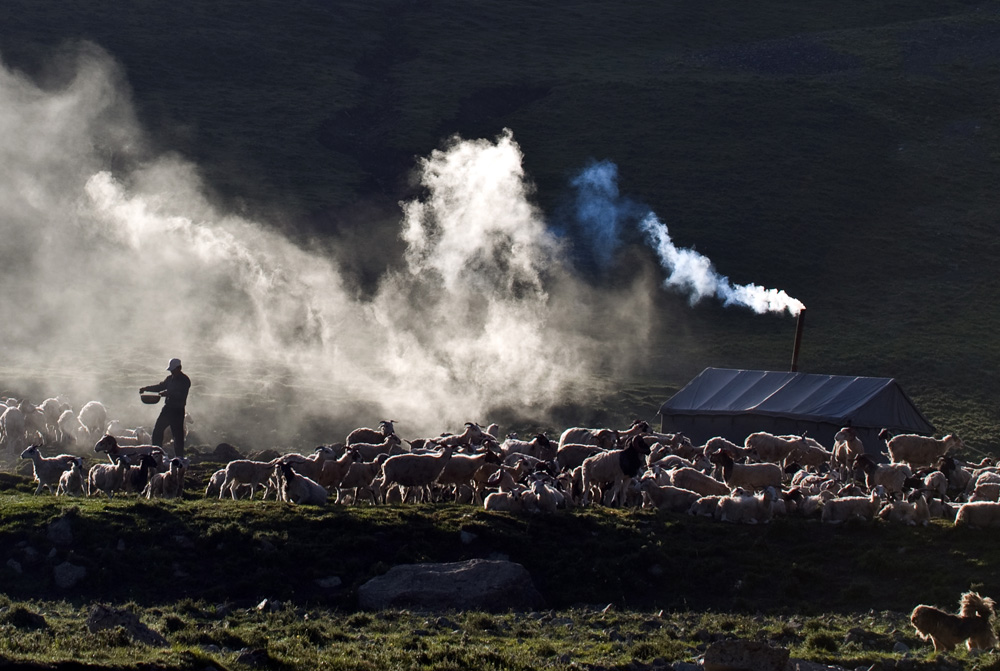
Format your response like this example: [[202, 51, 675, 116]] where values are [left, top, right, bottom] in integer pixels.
[[790, 308, 806, 372]]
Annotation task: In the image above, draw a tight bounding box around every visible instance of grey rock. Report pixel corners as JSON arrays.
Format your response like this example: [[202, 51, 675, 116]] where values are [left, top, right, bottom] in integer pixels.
[[85, 604, 168, 646], [53, 561, 86, 589], [460, 530, 477, 544], [47, 516, 73, 546], [893, 640, 910, 654], [6, 559, 22, 574], [315, 576, 342, 589], [358, 558, 544, 612], [703, 638, 789, 671]]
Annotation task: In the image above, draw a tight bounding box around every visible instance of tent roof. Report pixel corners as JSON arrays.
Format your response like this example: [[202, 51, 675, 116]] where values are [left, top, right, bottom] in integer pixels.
[[658, 368, 935, 433]]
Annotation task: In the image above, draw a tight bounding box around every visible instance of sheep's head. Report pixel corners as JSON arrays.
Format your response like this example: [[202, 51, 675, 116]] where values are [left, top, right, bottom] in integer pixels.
[[20, 445, 39, 459], [94, 434, 117, 453]]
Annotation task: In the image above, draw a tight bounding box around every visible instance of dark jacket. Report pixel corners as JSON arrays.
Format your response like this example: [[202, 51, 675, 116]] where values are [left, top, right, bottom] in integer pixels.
[[146, 372, 191, 409]]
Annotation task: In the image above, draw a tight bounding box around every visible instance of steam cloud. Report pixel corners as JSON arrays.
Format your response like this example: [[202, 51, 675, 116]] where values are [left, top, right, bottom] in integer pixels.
[[0, 44, 800, 450], [0, 46, 644, 446]]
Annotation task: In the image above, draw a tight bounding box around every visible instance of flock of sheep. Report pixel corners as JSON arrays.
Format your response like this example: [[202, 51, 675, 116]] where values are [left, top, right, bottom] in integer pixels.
[[4, 394, 999, 527]]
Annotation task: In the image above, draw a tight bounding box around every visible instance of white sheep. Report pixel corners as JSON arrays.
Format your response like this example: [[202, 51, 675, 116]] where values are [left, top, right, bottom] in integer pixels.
[[820, 488, 883, 524], [57, 409, 90, 446], [520, 475, 563, 513], [710, 450, 782, 493], [484, 488, 525, 512], [39, 397, 71, 439], [877, 492, 930, 526], [346, 419, 397, 445], [785, 437, 833, 469], [275, 462, 328, 505], [555, 443, 605, 471], [500, 433, 556, 462], [558, 426, 618, 451], [853, 454, 911, 497], [219, 458, 281, 500], [687, 495, 725, 518], [56, 457, 86, 497], [380, 445, 455, 503], [715, 487, 777, 524], [1, 405, 27, 454], [349, 435, 405, 462], [636, 475, 701, 513], [77, 401, 108, 438], [666, 467, 730, 498], [883, 431, 963, 468], [315, 447, 361, 491], [783, 487, 834, 518], [146, 458, 187, 499], [955, 501, 1000, 528], [744, 431, 806, 465], [338, 454, 389, 504], [435, 450, 498, 502], [276, 446, 339, 482], [87, 456, 130, 499], [831, 427, 864, 477], [19, 445, 79, 495], [580, 436, 649, 506]]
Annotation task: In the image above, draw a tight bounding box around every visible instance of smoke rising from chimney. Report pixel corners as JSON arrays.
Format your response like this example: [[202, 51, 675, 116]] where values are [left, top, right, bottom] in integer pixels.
[[569, 162, 805, 316]]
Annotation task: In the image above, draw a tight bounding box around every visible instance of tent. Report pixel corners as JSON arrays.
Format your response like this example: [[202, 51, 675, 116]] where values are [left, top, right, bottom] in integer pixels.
[[658, 368, 935, 456]]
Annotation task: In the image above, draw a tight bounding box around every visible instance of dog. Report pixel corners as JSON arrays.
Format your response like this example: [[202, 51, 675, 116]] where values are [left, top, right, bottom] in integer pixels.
[[910, 591, 999, 652]]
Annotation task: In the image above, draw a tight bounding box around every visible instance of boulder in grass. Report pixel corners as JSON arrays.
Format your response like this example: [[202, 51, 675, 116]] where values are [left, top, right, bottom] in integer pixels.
[[85, 604, 168, 647], [358, 558, 544, 612], [702, 638, 789, 671]]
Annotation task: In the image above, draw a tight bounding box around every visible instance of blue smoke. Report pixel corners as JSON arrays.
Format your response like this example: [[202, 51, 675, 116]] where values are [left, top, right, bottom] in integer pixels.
[[566, 160, 648, 270]]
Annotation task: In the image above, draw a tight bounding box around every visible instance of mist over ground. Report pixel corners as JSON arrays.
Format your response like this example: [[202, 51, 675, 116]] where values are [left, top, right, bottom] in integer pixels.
[[0, 44, 803, 449]]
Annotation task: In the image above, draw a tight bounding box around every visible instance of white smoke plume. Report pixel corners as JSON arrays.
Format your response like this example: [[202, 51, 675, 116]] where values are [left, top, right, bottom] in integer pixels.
[[564, 161, 803, 316], [639, 212, 805, 316], [0, 45, 645, 448]]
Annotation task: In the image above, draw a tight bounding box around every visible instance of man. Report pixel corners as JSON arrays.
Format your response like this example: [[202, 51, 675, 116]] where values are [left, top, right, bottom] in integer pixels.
[[140, 358, 191, 458]]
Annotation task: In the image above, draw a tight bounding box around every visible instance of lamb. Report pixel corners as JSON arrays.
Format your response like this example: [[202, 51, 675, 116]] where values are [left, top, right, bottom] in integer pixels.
[[146, 458, 186, 499], [346, 419, 396, 446], [744, 431, 807, 465], [882, 429, 963, 468], [955, 501, 1000, 528], [87, 455, 130, 499], [380, 444, 454, 503], [218, 458, 281, 500], [77, 401, 108, 438], [688, 495, 725, 518], [820, 488, 884, 524], [19, 445, 79, 495], [853, 454, 912, 497], [338, 454, 389, 504], [124, 454, 160, 495], [204, 468, 227, 498], [831, 427, 864, 477], [877, 492, 931, 526], [636, 475, 701, 513], [580, 435, 650, 506], [710, 450, 783, 493], [315, 447, 361, 490], [520, 475, 564, 513], [275, 462, 328, 505], [56, 457, 86, 497], [715, 487, 777, 524]]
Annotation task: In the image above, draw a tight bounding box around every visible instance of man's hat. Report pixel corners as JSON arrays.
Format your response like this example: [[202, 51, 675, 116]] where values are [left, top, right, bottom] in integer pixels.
[[167, 358, 182, 371]]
